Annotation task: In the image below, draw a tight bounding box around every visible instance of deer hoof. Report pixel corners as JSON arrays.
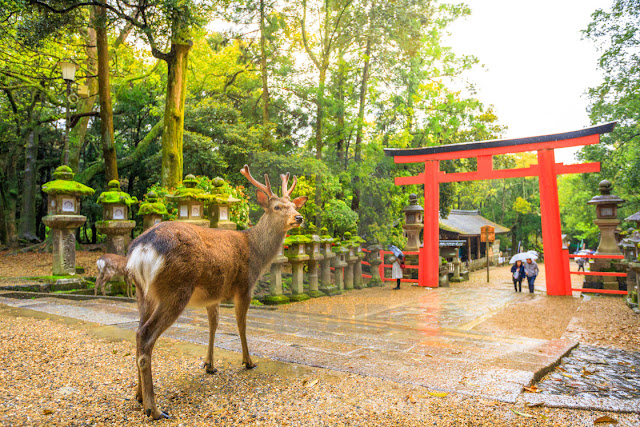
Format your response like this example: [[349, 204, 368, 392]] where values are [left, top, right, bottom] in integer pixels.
[[146, 408, 170, 420], [204, 363, 218, 374], [243, 361, 257, 370], [136, 394, 143, 404]]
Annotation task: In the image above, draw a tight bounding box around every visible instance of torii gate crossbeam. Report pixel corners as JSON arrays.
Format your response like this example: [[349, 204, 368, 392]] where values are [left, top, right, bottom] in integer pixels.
[[384, 122, 616, 296]]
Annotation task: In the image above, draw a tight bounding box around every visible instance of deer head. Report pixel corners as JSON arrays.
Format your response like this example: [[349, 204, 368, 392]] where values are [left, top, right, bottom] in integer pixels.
[[240, 165, 308, 231]]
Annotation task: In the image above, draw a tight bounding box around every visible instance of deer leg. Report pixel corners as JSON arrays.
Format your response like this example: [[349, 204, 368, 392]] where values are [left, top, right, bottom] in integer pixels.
[[204, 303, 220, 374], [234, 294, 256, 369], [137, 301, 186, 420], [102, 273, 109, 296], [94, 271, 105, 296], [135, 295, 151, 405]]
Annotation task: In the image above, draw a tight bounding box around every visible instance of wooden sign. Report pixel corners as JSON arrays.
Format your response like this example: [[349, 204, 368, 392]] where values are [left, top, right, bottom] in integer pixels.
[[480, 225, 495, 243]]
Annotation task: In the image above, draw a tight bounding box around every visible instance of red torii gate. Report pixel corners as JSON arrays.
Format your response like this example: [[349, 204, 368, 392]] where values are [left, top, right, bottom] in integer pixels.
[[384, 122, 616, 296]]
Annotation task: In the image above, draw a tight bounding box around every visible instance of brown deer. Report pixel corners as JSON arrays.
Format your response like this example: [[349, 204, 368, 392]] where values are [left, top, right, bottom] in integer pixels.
[[95, 254, 134, 297], [126, 165, 307, 420]]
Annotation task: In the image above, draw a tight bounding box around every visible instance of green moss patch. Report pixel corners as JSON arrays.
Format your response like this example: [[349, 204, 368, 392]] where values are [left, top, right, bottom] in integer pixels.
[[42, 179, 95, 196], [138, 202, 168, 215], [288, 293, 310, 302], [263, 295, 290, 305], [307, 290, 325, 298]]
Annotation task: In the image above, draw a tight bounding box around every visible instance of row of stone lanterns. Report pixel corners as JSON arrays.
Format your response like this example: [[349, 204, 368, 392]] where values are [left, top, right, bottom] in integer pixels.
[[262, 229, 381, 305]]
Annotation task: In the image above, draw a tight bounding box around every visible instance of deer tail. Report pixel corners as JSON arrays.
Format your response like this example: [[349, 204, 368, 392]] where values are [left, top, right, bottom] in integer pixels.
[[126, 245, 165, 297]]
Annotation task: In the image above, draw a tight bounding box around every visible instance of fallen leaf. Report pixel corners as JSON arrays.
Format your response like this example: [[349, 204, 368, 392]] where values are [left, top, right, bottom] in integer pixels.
[[406, 395, 416, 404], [594, 415, 618, 424], [451, 351, 462, 355], [555, 366, 566, 372], [617, 362, 630, 366], [427, 391, 449, 397], [42, 409, 54, 415], [525, 402, 543, 407], [510, 409, 533, 418], [523, 386, 539, 393], [562, 373, 573, 379], [424, 354, 433, 358], [303, 379, 318, 388], [123, 352, 131, 357]]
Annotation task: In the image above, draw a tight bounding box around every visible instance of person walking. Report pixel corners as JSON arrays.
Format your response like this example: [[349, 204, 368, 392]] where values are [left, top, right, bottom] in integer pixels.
[[524, 258, 539, 293], [576, 257, 586, 272], [511, 260, 525, 292], [390, 253, 405, 290]]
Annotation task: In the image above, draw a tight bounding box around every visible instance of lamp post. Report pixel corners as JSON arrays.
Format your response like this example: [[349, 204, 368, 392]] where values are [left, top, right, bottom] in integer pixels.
[[58, 62, 77, 166]]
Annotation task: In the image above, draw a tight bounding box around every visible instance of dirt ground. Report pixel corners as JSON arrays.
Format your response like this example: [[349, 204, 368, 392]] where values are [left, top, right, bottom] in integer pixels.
[[0, 250, 104, 283], [1, 305, 638, 427]]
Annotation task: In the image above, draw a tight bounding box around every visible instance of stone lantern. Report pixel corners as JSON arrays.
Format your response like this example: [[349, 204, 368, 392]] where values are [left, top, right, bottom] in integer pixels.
[[331, 237, 349, 292], [350, 234, 367, 289], [96, 180, 137, 255], [167, 174, 209, 227], [366, 243, 384, 287], [625, 211, 640, 231], [342, 232, 359, 290], [42, 165, 95, 275], [319, 227, 338, 295], [264, 243, 290, 305], [284, 228, 311, 302], [208, 177, 241, 230], [304, 224, 325, 298], [402, 194, 424, 252], [138, 191, 168, 231], [586, 179, 625, 290]]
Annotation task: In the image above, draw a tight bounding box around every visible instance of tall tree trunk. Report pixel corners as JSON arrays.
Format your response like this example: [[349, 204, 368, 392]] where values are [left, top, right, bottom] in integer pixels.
[[3, 150, 19, 248], [69, 20, 98, 173], [336, 54, 346, 166], [95, 1, 118, 182], [351, 39, 372, 214], [314, 66, 327, 226], [161, 43, 191, 188], [18, 129, 39, 242], [259, 0, 270, 149]]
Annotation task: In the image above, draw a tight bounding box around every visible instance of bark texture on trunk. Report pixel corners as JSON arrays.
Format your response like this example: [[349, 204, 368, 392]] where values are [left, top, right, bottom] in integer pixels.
[[260, 0, 270, 144], [18, 129, 39, 241], [69, 20, 98, 173], [161, 43, 191, 188], [95, 2, 118, 182]]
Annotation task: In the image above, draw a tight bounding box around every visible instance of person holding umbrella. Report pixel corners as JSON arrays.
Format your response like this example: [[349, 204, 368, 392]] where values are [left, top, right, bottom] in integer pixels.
[[524, 256, 539, 293], [388, 245, 405, 290], [510, 260, 525, 292]]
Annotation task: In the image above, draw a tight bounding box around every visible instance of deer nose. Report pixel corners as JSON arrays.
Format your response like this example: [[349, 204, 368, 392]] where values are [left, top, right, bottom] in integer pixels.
[[295, 215, 303, 224]]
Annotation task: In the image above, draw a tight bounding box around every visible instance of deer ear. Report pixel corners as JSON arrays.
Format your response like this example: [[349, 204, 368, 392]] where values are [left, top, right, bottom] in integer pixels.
[[292, 196, 308, 208], [256, 190, 270, 209]]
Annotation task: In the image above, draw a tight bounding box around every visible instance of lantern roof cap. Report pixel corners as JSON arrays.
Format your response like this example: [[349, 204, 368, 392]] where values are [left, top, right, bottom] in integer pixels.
[[587, 180, 625, 205], [97, 180, 137, 206], [138, 191, 168, 215], [402, 193, 424, 213], [42, 165, 95, 196]]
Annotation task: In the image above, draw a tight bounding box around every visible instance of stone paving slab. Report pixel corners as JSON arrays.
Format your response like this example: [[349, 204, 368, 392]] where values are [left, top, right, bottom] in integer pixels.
[[0, 293, 574, 403]]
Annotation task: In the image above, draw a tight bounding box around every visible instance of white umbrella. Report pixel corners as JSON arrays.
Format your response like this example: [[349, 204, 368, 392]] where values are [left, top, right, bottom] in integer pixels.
[[509, 251, 538, 264]]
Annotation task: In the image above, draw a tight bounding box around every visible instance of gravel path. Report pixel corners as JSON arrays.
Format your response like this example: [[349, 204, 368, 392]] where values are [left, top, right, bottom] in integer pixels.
[[1, 305, 639, 426]]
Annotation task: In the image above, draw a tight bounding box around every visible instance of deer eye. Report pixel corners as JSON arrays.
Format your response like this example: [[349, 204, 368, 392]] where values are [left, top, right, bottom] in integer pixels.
[[274, 205, 281, 211]]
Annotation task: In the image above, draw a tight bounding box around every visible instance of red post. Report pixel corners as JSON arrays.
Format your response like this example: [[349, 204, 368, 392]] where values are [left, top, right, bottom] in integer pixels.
[[421, 160, 440, 287], [562, 248, 572, 294], [537, 149, 571, 295]]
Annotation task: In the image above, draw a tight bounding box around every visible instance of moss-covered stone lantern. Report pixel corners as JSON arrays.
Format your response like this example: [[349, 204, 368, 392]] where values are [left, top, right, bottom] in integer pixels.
[[284, 228, 311, 302], [342, 232, 359, 290], [42, 165, 95, 275], [304, 224, 324, 298], [331, 235, 349, 292], [319, 227, 338, 295], [208, 177, 241, 230], [166, 174, 209, 228], [96, 180, 137, 255], [351, 234, 367, 289], [264, 242, 290, 305], [138, 191, 168, 231], [366, 243, 384, 287]]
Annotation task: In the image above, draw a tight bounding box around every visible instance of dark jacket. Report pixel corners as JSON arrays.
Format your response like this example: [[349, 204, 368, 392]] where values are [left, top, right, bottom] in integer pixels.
[[511, 264, 525, 281]]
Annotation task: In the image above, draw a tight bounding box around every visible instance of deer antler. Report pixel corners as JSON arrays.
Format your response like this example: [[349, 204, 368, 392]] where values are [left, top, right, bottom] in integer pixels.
[[240, 165, 274, 198], [280, 172, 297, 198]]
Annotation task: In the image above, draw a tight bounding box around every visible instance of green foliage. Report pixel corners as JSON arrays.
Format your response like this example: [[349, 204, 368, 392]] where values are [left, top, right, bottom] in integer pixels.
[[323, 200, 358, 237]]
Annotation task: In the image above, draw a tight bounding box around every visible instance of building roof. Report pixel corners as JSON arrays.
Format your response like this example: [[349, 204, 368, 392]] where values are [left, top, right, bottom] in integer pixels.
[[439, 210, 510, 236]]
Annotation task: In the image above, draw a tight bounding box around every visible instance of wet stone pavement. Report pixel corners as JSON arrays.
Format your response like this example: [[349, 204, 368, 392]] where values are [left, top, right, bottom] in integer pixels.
[[0, 287, 577, 405], [534, 346, 640, 400]]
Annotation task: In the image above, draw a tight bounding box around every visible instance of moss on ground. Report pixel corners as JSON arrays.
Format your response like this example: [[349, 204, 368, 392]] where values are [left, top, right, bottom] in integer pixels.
[[263, 295, 290, 305]]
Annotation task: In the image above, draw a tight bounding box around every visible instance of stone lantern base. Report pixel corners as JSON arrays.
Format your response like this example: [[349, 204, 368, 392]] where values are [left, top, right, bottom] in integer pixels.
[[96, 220, 136, 255], [176, 218, 210, 228], [142, 214, 163, 231], [43, 214, 87, 276]]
